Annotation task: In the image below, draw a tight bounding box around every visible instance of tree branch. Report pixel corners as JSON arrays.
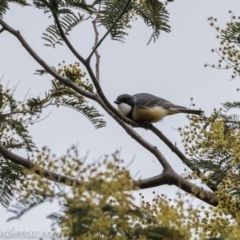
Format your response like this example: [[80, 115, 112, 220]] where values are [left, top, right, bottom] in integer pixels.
[[149, 126, 202, 173], [0, 143, 218, 206], [0, 28, 4, 34], [86, 0, 132, 62], [0, 19, 96, 102], [0, 110, 34, 117], [135, 169, 218, 206], [0, 144, 81, 186]]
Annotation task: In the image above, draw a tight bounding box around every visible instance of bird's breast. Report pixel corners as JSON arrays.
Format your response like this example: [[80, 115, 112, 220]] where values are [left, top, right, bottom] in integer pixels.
[[132, 106, 170, 123]]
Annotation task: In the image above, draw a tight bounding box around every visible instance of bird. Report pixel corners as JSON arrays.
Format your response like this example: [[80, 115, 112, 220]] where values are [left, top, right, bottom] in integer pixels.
[[114, 93, 203, 123]]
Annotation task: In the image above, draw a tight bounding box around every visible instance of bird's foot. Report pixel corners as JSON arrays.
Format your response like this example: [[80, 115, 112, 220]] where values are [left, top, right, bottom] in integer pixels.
[[137, 121, 153, 130]]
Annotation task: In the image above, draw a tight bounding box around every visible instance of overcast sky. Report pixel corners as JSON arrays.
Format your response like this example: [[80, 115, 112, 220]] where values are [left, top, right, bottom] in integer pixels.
[[0, 0, 240, 239]]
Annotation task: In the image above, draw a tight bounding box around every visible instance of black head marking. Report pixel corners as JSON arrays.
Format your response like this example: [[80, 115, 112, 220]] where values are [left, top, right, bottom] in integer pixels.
[[114, 94, 135, 107]]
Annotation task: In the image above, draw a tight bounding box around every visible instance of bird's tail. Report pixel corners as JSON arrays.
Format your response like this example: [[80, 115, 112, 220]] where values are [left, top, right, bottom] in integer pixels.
[[179, 108, 204, 115]]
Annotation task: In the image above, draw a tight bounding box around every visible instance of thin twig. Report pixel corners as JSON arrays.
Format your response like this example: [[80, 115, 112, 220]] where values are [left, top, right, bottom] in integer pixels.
[[31, 112, 51, 124], [23, 88, 31, 102], [0, 28, 4, 34], [92, 4, 101, 82], [86, 0, 132, 62], [135, 170, 218, 206], [149, 125, 203, 175]]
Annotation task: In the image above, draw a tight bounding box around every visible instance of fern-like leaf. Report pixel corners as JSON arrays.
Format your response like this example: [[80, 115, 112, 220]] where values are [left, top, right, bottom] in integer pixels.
[[33, 63, 106, 129], [222, 101, 240, 112], [42, 12, 84, 47], [96, 0, 132, 42], [65, 0, 95, 14], [7, 194, 46, 221], [27, 78, 106, 129], [0, 158, 25, 208], [0, 87, 36, 152], [133, 0, 170, 44], [221, 21, 240, 44], [0, 0, 29, 18], [0, 0, 8, 18], [95, 0, 170, 43], [50, 80, 105, 128]]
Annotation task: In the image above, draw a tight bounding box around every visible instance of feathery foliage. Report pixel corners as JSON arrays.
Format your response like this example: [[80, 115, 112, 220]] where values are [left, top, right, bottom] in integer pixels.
[[33, 0, 95, 14], [0, 83, 36, 151], [206, 12, 240, 79], [36, 0, 170, 47], [180, 107, 240, 190], [42, 12, 85, 47], [0, 158, 25, 208], [7, 194, 46, 222], [95, 0, 170, 43], [7, 148, 240, 239], [0, 0, 30, 19], [6, 150, 199, 239], [34, 62, 106, 129], [33, 0, 95, 46], [132, 0, 170, 44], [179, 101, 240, 238]]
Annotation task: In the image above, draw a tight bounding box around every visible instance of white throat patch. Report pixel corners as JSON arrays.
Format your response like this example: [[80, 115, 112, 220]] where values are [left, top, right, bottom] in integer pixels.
[[117, 103, 132, 116]]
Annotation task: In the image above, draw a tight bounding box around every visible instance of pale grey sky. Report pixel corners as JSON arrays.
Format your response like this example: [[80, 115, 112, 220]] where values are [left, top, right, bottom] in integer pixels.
[[0, 0, 240, 238]]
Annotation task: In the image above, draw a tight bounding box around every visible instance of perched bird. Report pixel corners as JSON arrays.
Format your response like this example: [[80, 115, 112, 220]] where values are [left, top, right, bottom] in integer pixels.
[[114, 93, 203, 123]]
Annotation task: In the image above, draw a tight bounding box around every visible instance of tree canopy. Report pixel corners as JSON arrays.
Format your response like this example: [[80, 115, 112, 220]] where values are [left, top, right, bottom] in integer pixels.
[[0, 1, 240, 239]]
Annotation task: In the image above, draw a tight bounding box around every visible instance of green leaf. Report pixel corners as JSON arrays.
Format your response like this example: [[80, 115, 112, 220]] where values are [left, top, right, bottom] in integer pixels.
[[0, 0, 30, 18], [42, 12, 85, 47], [0, 0, 8, 18], [7, 194, 46, 221], [0, 158, 25, 208], [96, 0, 170, 43], [27, 76, 106, 129]]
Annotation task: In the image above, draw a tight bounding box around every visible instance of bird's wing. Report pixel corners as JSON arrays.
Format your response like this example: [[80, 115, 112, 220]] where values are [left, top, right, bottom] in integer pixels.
[[133, 93, 187, 109]]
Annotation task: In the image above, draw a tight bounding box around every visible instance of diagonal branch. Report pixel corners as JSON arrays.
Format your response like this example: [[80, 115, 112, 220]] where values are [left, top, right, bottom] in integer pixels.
[[150, 126, 202, 173], [86, 0, 132, 62], [0, 19, 95, 102], [0, 144, 81, 186], [135, 170, 218, 206], [0, 28, 4, 33], [148, 125, 217, 192]]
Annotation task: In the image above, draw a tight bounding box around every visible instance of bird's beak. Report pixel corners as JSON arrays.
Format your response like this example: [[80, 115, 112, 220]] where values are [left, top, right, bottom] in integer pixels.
[[114, 100, 120, 104]]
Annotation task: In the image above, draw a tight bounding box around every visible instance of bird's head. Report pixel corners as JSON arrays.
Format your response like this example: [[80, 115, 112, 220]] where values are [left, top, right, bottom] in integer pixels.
[[114, 94, 135, 116]]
